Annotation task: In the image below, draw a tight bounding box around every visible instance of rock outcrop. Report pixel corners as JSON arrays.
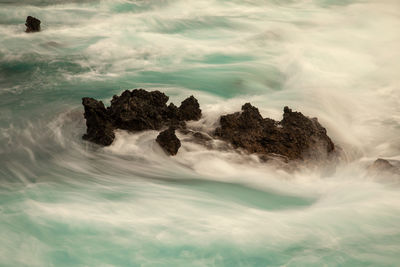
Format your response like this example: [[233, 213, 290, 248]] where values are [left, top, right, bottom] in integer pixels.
[[25, 16, 41, 33], [82, 97, 115, 146], [156, 127, 181, 156], [82, 89, 336, 160], [82, 89, 202, 155], [214, 104, 335, 161], [108, 89, 170, 131]]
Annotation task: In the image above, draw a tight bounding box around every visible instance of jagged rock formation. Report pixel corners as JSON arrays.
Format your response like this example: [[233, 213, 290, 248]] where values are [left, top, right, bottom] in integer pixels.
[[82, 98, 115, 146], [178, 96, 202, 121], [82, 89, 202, 154], [214, 104, 335, 161], [156, 127, 181, 156], [108, 89, 170, 131], [82, 89, 336, 160], [25, 16, 41, 33]]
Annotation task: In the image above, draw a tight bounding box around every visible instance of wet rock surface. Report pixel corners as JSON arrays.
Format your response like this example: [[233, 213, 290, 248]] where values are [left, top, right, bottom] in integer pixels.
[[82, 89, 336, 160], [82, 89, 202, 155], [25, 16, 41, 33], [178, 95, 202, 121], [156, 127, 181, 156], [82, 97, 115, 146], [214, 104, 335, 160]]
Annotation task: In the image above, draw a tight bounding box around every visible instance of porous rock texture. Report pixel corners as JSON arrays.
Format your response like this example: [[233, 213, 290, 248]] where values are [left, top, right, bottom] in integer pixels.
[[82, 89, 336, 160], [82, 89, 201, 154], [214, 104, 335, 161], [82, 97, 115, 146], [156, 127, 181, 156]]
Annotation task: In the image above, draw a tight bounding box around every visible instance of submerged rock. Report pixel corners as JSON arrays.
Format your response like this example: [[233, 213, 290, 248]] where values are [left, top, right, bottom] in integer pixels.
[[156, 127, 181, 155], [25, 16, 41, 33], [368, 158, 400, 177], [369, 158, 395, 170], [214, 104, 335, 161]]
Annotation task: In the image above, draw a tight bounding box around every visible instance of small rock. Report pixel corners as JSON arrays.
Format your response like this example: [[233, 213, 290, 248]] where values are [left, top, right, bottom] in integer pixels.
[[178, 129, 213, 148], [367, 158, 400, 175], [179, 96, 202, 121], [370, 158, 395, 170], [25, 16, 41, 33], [156, 127, 181, 156]]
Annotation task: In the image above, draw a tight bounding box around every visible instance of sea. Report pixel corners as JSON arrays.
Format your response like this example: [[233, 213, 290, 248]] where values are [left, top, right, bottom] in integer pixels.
[[1, 0, 400, 266]]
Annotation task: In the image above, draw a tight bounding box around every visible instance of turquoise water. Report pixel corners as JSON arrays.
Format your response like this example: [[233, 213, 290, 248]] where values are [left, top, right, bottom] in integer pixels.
[[1, 0, 400, 266]]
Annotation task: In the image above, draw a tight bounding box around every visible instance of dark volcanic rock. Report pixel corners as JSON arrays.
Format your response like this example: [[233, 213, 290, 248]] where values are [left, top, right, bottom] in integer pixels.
[[178, 96, 202, 121], [215, 104, 335, 161], [25, 16, 41, 33], [156, 127, 181, 155], [108, 89, 170, 131], [82, 89, 202, 151], [280, 106, 335, 159], [82, 89, 336, 162], [166, 103, 180, 120], [82, 97, 115, 146], [165, 102, 187, 129], [178, 129, 213, 148]]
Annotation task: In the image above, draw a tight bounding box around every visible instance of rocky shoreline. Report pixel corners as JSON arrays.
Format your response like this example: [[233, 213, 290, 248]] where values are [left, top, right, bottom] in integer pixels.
[[82, 89, 337, 162]]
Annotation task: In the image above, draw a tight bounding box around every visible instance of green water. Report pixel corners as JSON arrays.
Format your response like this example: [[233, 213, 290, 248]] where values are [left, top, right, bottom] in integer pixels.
[[1, 0, 400, 266]]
